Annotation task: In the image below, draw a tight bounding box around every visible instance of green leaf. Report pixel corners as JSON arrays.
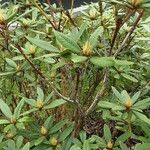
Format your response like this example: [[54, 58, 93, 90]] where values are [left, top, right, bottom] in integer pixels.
[[133, 111, 150, 125], [49, 120, 66, 134], [70, 145, 81, 150], [98, 101, 117, 109], [44, 116, 54, 129], [133, 98, 150, 110], [89, 26, 104, 48], [18, 116, 33, 123], [71, 54, 87, 63], [119, 142, 128, 150], [37, 87, 44, 101], [132, 91, 141, 103], [112, 87, 124, 103], [7, 140, 15, 150], [121, 90, 130, 101], [0, 72, 15, 76], [115, 60, 133, 66], [34, 137, 45, 146], [90, 57, 115, 68], [14, 99, 24, 119], [44, 99, 66, 109], [79, 131, 87, 143], [54, 31, 81, 53], [115, 132, 132, 145], [5, 58, 17, 68], [16, 136, 24, 149], [22, 142, 30, 150], [0, 99, 12, 118], [89, 26, 103, 48], [83, 140, 90, 150], [121, 73, 138, 82], [26, 37, 59, 52], [0, 119, 10, 125], [24, 98, 36, 107], [20, 108, 38, 116], [104, 124, 112, 143], [51, 60, 66, 71], [74, 22, 88, 42], [135, 143, 150, 150], [59, 124, 74, 141]]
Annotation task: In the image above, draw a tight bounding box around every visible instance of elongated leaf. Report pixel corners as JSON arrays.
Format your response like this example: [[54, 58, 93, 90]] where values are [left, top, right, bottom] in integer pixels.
[[59, 124, 74, 141], [44, 99, 66, 109], [112, 87, 124, 103], [49, 120, 66, 134], [79, 131, 87, 143], [90, 57, 115, 68], [0, 99, 12, 118], [26, 37, 59, 52], [16, 136, 24, 149], [0, 72, 15, 76], [115, 132, 132, 145], [133, 111, 150, 125], [119, 142, 128, 150], [121, 90, 130, 101], [54, 31, 81, 53], [133, 98, 150, 110], [14, 99, 24, 119], [115, 60, 133, 66], [0, 119, 10, 125], [44, 116, 54, 129], [71, 54, 87, 63], [5, 58, 17, 68], [98, 101, 117, 109], [89, 26, 104, 48], [20, 108, 38, 116], [104, 124, 112, 143], [34, 137, 45, 146], [121, 73, 138, 82], [135, 143, 150, 150], [22, 142, 30, 150], [24, 98, 36, 107], [83, 140, 90, 150], [37, 87, 44, 101], [132, 91, 141, 103], [70, 145, 81, 150], [74, 22, 88, 42]]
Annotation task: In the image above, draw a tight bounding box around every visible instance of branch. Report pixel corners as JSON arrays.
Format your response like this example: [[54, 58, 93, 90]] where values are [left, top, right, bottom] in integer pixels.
[[114, 9, 144, 57], [85, 71, 108, 116], [16, 45, 74, 103]]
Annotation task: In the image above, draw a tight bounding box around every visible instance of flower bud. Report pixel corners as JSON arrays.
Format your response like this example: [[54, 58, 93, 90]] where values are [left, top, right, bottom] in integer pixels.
[[89, 8, 97, 20], [36, 100, 44, 109], [50, 137, 58, 146], [130, 0, 142, 7], [107, 141, 113, 149], [82, 41, 92, 56], [6, 133, 14, 139], [0, 9, 6, 24], [40, 126, 48, 136], [29, 45, 36, 54], [125, 98, 133, 109], [10, 116, 17, 124]]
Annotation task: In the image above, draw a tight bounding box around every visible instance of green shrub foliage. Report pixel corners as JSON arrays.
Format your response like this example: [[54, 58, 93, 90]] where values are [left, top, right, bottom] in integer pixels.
[[0, 0, 150, 149]]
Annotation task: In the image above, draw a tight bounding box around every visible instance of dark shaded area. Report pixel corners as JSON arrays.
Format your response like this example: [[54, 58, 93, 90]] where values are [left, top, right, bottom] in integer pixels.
[[43, 0, 98, 9], [1, 0, 98, 9]]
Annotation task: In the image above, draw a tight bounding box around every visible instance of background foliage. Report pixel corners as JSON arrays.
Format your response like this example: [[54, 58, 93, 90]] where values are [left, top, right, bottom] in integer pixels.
[[0, 0, 150, 149]]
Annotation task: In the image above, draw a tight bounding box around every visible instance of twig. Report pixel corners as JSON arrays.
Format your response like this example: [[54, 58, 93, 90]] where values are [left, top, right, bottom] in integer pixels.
[[32, 0, 57, 30]]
